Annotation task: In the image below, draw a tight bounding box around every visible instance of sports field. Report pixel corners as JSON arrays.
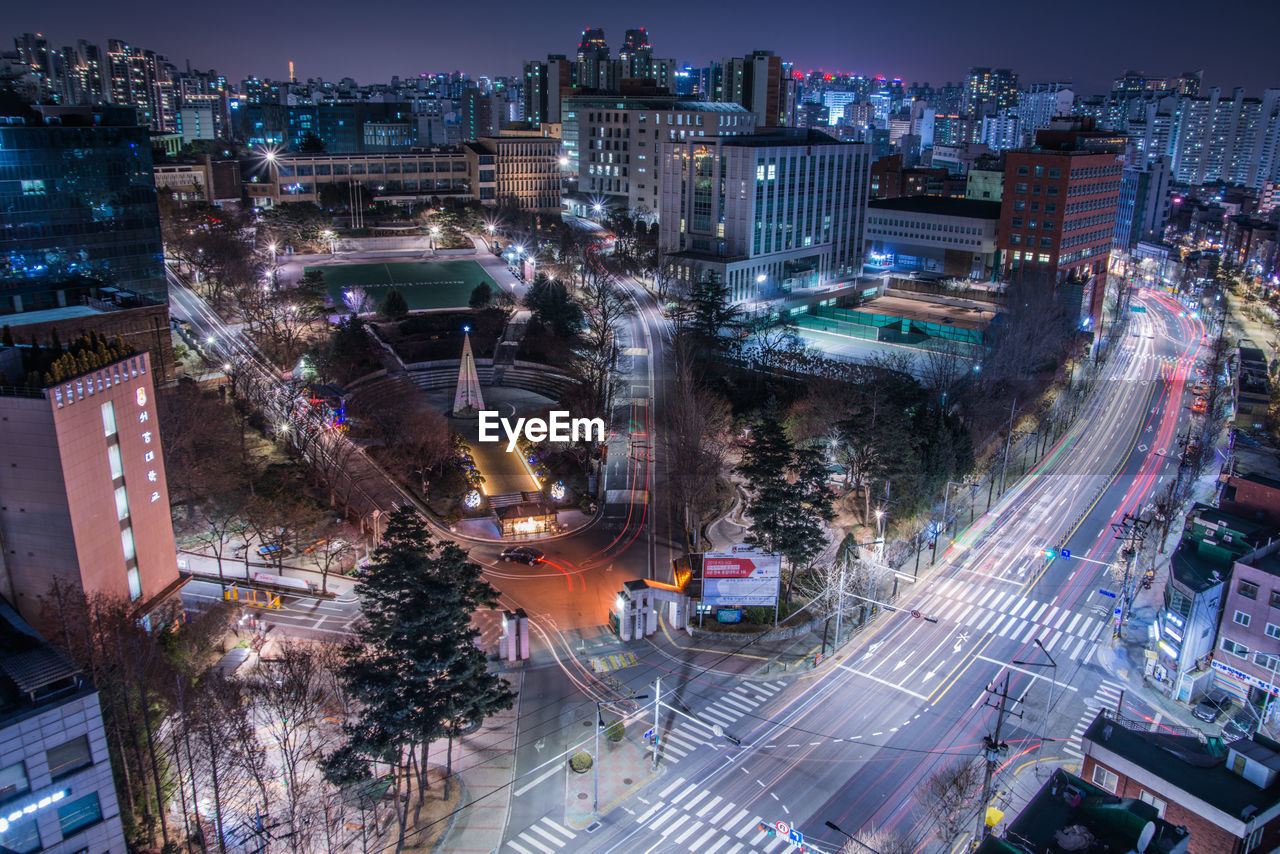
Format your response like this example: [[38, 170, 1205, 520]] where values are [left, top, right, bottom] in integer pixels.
[[312, 260, 497, 311]]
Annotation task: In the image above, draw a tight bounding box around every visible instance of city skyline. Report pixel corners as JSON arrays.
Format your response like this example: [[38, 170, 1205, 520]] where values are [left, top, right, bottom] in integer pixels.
[[9, 0, 1280, 94]]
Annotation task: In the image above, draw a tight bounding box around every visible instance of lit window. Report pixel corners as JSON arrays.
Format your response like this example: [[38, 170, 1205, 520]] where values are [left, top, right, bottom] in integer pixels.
[[56, 793, 102, 837], [121, 528, 135, 562], [107, 445, 123, 480], [114, 486, 130, 522], [101, 402, 117, 437]]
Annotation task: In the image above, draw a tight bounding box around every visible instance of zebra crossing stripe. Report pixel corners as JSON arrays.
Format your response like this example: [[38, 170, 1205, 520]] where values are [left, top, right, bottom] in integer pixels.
[[720, 696, 756, 713], [661, 813, 691, 837], [674, 821, 702, 845], [516, 833, 555, 854], [689, 827, 719, 850], [527, 825, 566, 847], [636, 801, 665, 824], [685, 789, 711, 811], [658, 777, 686, 798], [701, 708, 737, 727], [697, 796, 724, 818], [710, 801, 737, 825], [1071, 637, 1088, 660], [506, 840, 534, 854], [1032, 603, 1049, 621], [1067, 614, 1082, 633], [704, 836, 732, 854]]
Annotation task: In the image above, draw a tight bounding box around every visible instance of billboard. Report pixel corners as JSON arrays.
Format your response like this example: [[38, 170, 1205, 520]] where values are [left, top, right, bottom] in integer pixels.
[[701, 546, 780, 608]]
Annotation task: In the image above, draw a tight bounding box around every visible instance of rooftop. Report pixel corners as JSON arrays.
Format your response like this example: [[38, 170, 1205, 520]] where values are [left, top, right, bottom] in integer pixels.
[[0, 598, 87, 729], [853, 294, 999, 332], [565, 96, 751, 113], [1169, 539, 1230, 593], [718, 128, 847, 148], [976, 768, 1189, 854], [869, 196, 1003, 220], [1239, 543, 1280, 580], [1083, 710, 1280, 824]]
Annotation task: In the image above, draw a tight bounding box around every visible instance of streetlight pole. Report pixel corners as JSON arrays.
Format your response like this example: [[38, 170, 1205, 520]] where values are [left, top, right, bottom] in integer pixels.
[[1013, 637, 1057, 769]]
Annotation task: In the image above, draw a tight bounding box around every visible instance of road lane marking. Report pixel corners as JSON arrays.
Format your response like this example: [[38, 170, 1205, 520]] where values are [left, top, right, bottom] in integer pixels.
[[836, 666, 930, 701], [512, 762, 562, 797]]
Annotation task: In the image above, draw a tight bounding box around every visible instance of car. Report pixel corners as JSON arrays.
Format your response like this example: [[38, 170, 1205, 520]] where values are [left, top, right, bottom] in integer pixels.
[[1192, 397, 1207, 414], [500, 546, 545, 565], [1222, 707, 1260, 741], [1192, 690, 1233, 723]]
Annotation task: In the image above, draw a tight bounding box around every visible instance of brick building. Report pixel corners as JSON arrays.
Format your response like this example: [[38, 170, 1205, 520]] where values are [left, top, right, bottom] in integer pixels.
[[998, 120, 1125, 323], [1081, 710, 1280, 854]]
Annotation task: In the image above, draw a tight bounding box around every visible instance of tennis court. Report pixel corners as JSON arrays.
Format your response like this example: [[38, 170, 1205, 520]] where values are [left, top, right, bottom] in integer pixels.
[[312, 260, 497, 311]]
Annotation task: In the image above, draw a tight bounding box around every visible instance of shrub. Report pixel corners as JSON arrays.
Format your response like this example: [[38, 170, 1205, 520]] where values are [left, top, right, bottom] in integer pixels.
[[569, 751, 593, 773], [605, 720, 625, 742]]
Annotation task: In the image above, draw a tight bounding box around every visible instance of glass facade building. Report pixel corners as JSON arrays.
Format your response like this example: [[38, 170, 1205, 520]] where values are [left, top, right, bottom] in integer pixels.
[[0, 117, 165, 315]]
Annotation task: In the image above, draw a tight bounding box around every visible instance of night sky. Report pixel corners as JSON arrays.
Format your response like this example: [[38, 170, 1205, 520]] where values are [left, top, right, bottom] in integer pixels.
[[12, 0, 1279, 95]]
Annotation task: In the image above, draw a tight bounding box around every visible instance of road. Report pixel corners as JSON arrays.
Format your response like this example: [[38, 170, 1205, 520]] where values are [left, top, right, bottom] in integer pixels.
[[491, 287, 1209, 854]]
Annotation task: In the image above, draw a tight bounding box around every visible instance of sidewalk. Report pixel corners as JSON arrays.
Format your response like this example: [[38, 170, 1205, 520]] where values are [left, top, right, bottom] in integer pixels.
[[176, 547, 360, 599]]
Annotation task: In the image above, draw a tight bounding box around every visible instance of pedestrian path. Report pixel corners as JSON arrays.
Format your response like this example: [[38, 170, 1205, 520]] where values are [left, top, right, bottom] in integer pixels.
[[1064, 679, 1124, 759], [922, 578, 1109, 664], [505, 817, 577, 854]]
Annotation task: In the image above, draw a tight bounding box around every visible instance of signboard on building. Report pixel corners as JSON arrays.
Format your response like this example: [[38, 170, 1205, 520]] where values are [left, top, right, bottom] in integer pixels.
[[701, 546, 780, 608], [1212, 659, 1280, 696]]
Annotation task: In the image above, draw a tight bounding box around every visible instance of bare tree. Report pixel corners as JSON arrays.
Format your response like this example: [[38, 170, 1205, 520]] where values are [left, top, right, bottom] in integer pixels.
[[663, 344, 732, 550], [917, 338, 972, 420], [837, 827, 915, 854], [918, 758, 984, 850], [573, 263, 633, 420]]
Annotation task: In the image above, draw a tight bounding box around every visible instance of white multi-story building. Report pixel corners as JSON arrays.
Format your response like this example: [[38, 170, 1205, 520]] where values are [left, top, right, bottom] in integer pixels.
[[1166, 88, 1280, 188], [980, 114, 1021, 150], [865, 196, 1002, 279], [0, 600, 127, 854], [562, 96, 755, 220], [1016, 83, 1074, 144], [658, 128, 870, 303]]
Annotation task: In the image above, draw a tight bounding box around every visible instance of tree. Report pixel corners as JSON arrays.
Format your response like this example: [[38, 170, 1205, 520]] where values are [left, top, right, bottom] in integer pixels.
[[378, 288, 409, 321], [838, 828, 914, 854], [523, 274, 583, 338], [468, 282, 492, 309], [323, 509, 513, 850], [918, 758, 983, 850], [663, 345, 733, 551], [685, 275, 743, 361], [574, 265, 632, 421]]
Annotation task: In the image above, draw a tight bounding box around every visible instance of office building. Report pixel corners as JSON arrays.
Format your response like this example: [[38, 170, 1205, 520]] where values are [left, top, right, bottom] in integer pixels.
[[234, 102, 420, 153], [1114, 155, 1173, 250], [464, 135, 562, 211], [865, 196, 1001, 279], [0, 598, 127, 854], [563, 96, 755, 218], [658, 128, 870, 303], [997, 120, 1125, 322], [1082, 710, 1280, 854], [258, 149, 472, 206], [0, 343, 182, 627], [0, 106, 167, 317]]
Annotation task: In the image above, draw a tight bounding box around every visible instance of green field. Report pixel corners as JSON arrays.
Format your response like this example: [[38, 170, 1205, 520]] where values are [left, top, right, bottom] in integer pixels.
[[313, 260, 497, 311]]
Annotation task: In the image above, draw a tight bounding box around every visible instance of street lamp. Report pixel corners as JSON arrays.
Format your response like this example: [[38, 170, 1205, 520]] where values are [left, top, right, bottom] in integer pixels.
[[1013, 637, 1057, 768], [593, 695, 647, 818], [825, 820, 885, 854]]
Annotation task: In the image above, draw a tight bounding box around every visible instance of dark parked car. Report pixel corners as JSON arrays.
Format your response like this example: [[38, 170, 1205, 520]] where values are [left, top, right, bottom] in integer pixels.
[[1223, 708, 1260, 741], [500, 546, 545, 565], [1192, 690, 1233, 723]]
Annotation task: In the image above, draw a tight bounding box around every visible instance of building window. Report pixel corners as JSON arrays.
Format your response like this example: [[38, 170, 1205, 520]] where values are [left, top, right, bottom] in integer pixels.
[[1016, 165, 1029, 177], [1266, 623, 1280, 640], [1271, 591, 1280, 609], [1223, 638, 1251, 657], [101, 401, 117, 437], [1257, 653, 1280, 672], [47, 735, 93, 780], [114, 485, 130, 522], [1013, 200, 1025, 212], [1138, 790, 1166, 817], [1047, 186, 1059, 197], [56, 792, 102, 837], [1015, 182, 1027, 194], [107, 444, 123, 480], [0, 813, 40, 854], [1048, 167, 1061, 179], [0, 762, 30, 804], [1091, 764, 1118, 793], [1239, 581, 1259, 600], [128, 567, 142, 601], [121, 528, 136, 563], [1234, 611, 1252, 628]]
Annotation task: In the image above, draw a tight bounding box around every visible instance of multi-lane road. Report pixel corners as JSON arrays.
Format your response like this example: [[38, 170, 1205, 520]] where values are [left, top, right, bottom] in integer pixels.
[[492, 287, 1209, 854]]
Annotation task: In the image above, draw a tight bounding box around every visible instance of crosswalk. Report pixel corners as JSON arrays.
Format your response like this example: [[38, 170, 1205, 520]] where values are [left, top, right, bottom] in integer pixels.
[[659, 681, 784, 762], [923, 579, 1107, 664], [506, 817, 577, 854], [503, 682, 786, 853], [1064, 680, 1124, 759]]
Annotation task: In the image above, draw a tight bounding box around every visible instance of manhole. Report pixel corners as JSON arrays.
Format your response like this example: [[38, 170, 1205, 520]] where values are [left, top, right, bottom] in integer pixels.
[[623, 778, 633, 785], [585, 821, 601, 833], [577, 793, 588, 800], [584, 720, 592, 727]]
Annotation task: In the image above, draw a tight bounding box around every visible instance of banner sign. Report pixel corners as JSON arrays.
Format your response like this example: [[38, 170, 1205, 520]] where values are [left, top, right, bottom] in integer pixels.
[[701, 546, 780, 607]]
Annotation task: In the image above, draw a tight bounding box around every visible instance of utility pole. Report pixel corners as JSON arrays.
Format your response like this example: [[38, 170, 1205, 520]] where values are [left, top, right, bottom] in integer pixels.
[[1111, 513, 1149, 640], [999, 398, 1018, 495], [833, 557, 848, 649], [975, 674, 1021, 843], [652, 677, 661, 771]]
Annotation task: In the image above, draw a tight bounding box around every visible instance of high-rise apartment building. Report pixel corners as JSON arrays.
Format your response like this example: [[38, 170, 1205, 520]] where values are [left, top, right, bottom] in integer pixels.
[[963, 67, 1018, 118], [716, 50, 796, 128], [563, 96, 756, 218], [12, 33, 57, 102], [1167, 88, 1280, 188], [575, 28, 610, 90], [658, 128, 871, 302], [0, 345, 182, 627], [106, 39, 177, 131], [523, 55, 574, 127], [1016, 83, 1074, 144], [997, 119, 1125, 322]]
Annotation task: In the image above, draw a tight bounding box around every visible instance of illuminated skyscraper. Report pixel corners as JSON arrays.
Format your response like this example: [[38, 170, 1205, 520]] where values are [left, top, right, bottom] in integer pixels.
[[963, 67, 1018, 118], [576, 28, 610, 90]]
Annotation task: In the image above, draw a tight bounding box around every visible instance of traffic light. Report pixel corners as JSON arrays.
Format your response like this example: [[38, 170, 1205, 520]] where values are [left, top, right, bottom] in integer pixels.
[[757, 822, 776, 837], [1044, 548, 1055, 560]]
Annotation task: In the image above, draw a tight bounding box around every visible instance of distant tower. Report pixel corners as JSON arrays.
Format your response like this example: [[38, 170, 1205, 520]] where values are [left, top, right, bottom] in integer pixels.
[[453, 330, 485, 417], [576, 27, 610, 90], [619, 28, 653, 80]]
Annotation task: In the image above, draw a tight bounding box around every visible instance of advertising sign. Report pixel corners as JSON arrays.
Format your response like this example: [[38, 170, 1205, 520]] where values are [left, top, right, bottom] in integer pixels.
[[701, 545, 780, 608]]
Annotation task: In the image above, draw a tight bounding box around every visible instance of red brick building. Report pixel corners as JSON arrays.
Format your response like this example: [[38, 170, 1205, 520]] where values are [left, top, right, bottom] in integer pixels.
[[1081, 710, 1280, 854], [998, 120, 1124, 323]]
